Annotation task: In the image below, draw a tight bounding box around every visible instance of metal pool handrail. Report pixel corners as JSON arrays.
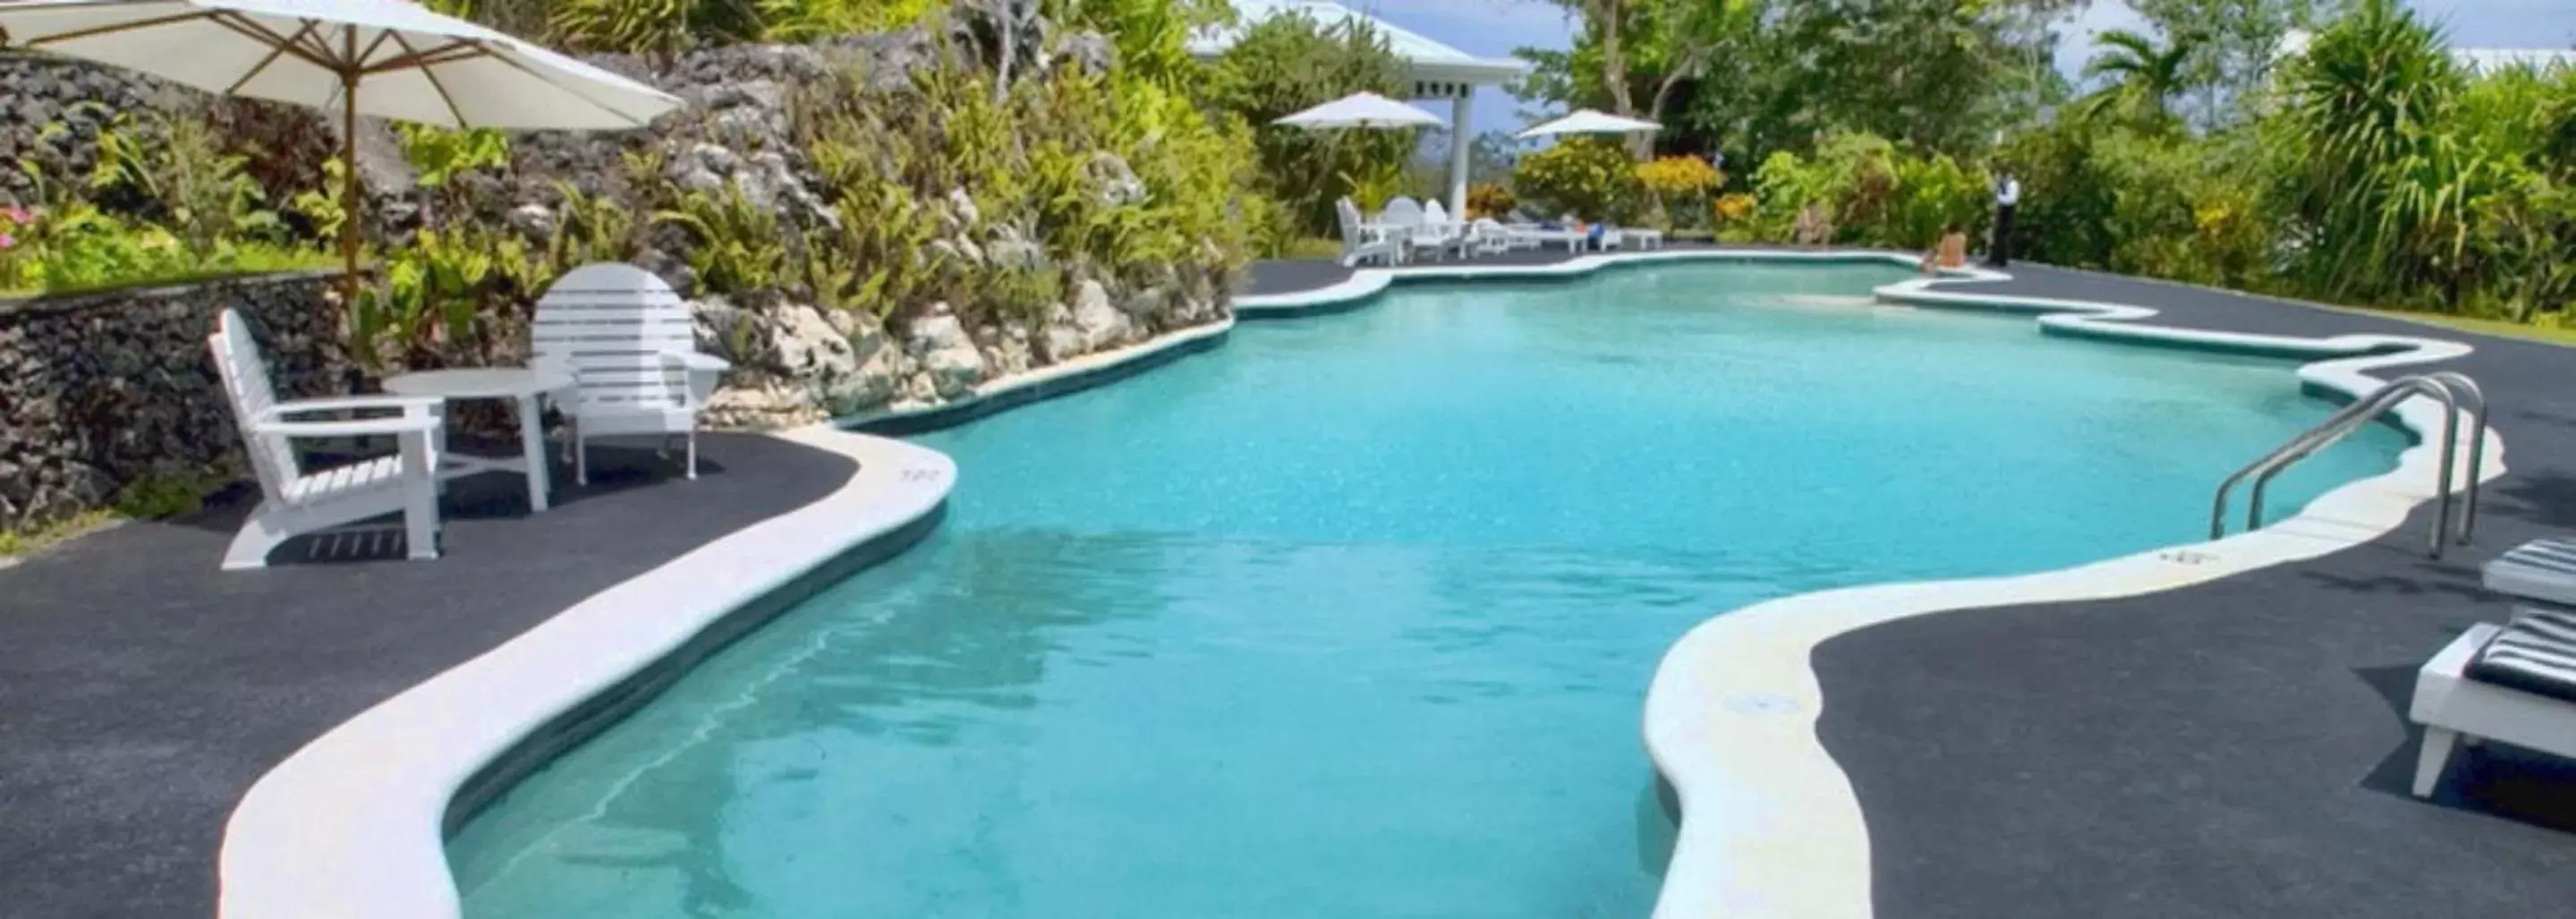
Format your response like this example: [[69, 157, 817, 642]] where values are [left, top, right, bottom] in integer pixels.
[[2210, 373, 2485, 558]]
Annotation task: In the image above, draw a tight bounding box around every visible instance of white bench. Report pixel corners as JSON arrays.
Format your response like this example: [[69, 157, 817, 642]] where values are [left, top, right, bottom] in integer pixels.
[[208, 310, 444, 570]]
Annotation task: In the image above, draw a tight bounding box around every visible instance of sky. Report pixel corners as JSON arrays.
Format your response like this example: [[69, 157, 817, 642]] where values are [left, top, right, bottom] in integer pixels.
[[1355, 0, 2576, 137]]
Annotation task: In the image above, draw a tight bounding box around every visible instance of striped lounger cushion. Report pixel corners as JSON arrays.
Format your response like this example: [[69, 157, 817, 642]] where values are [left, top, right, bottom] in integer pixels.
[[2468, 609, 2576, 702], [2483, 537, 2576, 607]]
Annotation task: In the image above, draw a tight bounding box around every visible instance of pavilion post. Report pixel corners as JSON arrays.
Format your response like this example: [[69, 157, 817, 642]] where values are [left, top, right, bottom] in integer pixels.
[[1448, 92, 1474, 218]]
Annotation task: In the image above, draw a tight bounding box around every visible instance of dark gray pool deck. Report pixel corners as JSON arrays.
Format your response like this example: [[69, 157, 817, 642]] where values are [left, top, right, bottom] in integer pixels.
[[6, 250, 2575, 918], [0, 438, 854, 919]]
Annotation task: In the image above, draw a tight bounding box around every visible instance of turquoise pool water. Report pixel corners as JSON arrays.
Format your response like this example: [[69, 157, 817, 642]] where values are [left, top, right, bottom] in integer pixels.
[[449, 262, 2407, 918]]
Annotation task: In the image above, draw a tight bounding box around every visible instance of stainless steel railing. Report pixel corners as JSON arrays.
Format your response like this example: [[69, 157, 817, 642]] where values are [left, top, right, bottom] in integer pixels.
[[2209, 372, 2487, 558]]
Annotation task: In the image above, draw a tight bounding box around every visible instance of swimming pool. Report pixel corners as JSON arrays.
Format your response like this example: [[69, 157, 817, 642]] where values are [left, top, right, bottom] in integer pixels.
[[446, 261, 2406, 918]]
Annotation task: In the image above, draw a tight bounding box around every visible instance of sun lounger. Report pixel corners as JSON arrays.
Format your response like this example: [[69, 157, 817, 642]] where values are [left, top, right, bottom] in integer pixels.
[[2409, 537, 2576, 796]]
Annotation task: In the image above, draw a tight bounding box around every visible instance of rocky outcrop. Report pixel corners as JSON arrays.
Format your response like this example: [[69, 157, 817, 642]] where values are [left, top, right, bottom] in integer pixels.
[[0, 273, 351, 531], [0, 0, 1234, 435]]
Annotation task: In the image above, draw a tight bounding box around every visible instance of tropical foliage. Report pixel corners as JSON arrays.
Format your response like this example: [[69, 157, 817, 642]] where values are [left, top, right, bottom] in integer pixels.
[[1512, 139, 1645, 223], [1530, 0, 2576, 328], [1198, 11, 1411, 243]]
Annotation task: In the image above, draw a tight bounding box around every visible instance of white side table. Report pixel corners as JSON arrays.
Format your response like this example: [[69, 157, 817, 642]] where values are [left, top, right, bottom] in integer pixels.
[[383, 367, 576, 512]]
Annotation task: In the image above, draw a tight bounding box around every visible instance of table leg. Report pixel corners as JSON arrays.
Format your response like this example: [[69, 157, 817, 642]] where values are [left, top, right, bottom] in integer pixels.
[[517, 393, 552, 512]]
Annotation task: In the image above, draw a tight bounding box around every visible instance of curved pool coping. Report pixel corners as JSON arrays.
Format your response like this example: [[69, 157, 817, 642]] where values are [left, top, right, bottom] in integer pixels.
[[1259, 250, 2496, 917], [216, 251, 2493, 918]]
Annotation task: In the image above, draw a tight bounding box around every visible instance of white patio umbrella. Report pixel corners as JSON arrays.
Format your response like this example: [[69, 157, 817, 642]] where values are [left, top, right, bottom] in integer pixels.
[[1518, 108, 1662, 139], [0, 0, 684, 305], [1272, 91, 1446, 130]]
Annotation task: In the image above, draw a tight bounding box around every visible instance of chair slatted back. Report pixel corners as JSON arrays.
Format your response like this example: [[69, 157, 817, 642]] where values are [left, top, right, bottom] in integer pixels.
[[531, 263, 695, 415], [208, 310, 300, 500], [1336, 197, 1365, 250], [1381, 197, 1423, 229]]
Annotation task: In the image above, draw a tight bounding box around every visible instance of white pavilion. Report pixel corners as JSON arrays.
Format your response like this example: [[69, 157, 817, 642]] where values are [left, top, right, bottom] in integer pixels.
[[1189, 0, 1528, 218]]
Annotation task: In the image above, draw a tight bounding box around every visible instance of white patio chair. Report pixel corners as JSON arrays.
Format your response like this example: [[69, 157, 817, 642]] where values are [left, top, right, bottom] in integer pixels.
[[2410, 537, 2576, 796], [1422, 200, 1471, 259], [1379, 197, 1447, 263], [208, 309, 444, 570], [1336, 197, 1398, 267], [531, 263, 730, 485]]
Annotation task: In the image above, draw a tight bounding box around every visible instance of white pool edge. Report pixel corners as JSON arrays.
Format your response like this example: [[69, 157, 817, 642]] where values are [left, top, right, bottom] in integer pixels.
[[216, 317, 1246, 919], [1648, 268, 2494, 919], [215, 252, 2492, 918]]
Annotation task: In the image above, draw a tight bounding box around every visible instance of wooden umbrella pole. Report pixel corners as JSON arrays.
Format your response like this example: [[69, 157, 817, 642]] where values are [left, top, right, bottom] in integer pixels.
[[339, 29, 361, 312], [339, 74, 359, 310]]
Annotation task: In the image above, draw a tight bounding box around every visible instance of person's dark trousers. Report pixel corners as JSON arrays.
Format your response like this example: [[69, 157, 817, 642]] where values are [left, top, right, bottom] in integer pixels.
[[1988, 204, 2016, 267]]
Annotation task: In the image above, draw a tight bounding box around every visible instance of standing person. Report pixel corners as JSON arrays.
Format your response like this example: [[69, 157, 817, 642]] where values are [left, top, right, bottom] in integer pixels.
[[1988, 173, 2020, 268]]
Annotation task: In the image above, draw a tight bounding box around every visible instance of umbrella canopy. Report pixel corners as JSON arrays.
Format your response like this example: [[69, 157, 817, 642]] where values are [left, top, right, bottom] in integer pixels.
[[1518, 108, 1662, 139], [1273, 91, 1445, 131], [0, 0, 684, 300]]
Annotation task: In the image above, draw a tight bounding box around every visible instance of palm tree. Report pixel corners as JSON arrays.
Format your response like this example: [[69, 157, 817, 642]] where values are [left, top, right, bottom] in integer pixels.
[[2075, 29, 2195, 128]]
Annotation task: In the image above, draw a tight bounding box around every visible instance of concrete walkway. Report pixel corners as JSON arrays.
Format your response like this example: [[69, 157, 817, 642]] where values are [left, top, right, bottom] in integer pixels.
[[0, 438, 854, 919]]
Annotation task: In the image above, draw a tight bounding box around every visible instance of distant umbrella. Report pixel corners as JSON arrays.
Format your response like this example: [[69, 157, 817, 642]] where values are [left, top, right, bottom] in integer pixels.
[[1518, 108, 1662, 139], [1273, 91, 1446, 131], [0, 0, 684, 306]]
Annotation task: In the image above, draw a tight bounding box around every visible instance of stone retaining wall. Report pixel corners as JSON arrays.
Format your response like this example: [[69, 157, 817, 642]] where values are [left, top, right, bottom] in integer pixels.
[[0, 272, 351, 530]]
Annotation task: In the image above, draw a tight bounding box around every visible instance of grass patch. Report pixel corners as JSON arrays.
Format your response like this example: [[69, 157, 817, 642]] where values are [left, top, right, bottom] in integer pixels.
[[0, 507, 123, 558], [0, 250, 344, 301], [0, 469, 227, 559], [2334, 306, 2576, 349]]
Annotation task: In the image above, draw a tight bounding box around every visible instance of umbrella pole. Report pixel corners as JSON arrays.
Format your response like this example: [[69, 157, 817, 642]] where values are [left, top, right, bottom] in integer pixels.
[[338, 71, 360, 313]]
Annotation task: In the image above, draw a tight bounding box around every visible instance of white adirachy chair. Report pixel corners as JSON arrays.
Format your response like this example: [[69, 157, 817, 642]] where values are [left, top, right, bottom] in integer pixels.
[[208, 309, 444, 570], [2410, 537, 2576, 796], [1379, 197, 1444, 263], [1337, 197, 1398, 267], [531, 263, 730, 485], [1422, 200, 1471, 259]]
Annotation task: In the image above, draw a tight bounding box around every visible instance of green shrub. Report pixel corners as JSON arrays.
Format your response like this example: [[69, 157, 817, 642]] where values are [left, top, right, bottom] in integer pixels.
[[1513, 139, 1642, 223]]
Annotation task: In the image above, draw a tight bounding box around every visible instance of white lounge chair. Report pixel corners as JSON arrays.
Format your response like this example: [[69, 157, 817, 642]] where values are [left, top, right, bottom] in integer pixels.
[[2410, 537, 2576, 796], [531, 263, 730, 485], [1336, 197, 1398, 267], [1467, 218, 1518, 255], [208, 309, 445, 570]]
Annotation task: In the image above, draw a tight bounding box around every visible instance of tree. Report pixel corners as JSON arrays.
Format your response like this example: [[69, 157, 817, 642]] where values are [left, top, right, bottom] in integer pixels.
[[2075, 29, 2198, 128], [2131, 0, 2341, 127]]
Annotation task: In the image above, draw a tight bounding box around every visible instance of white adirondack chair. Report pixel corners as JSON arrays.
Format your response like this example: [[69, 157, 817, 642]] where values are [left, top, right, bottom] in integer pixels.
[[208, 310, 445, 570], [1337, 197, 1398, 267], [531, 263, 729, 485], [1421, 200, 1470, 259]]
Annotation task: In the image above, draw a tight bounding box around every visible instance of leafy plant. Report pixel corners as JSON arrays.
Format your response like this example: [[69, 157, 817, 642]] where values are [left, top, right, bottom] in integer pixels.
[[87, 108, 283, 259], [656, 183, 788, 297], [1513, 138, 1644, 223], [1635, 154, 1722, 228], [1467, 182, 1518, 220]]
